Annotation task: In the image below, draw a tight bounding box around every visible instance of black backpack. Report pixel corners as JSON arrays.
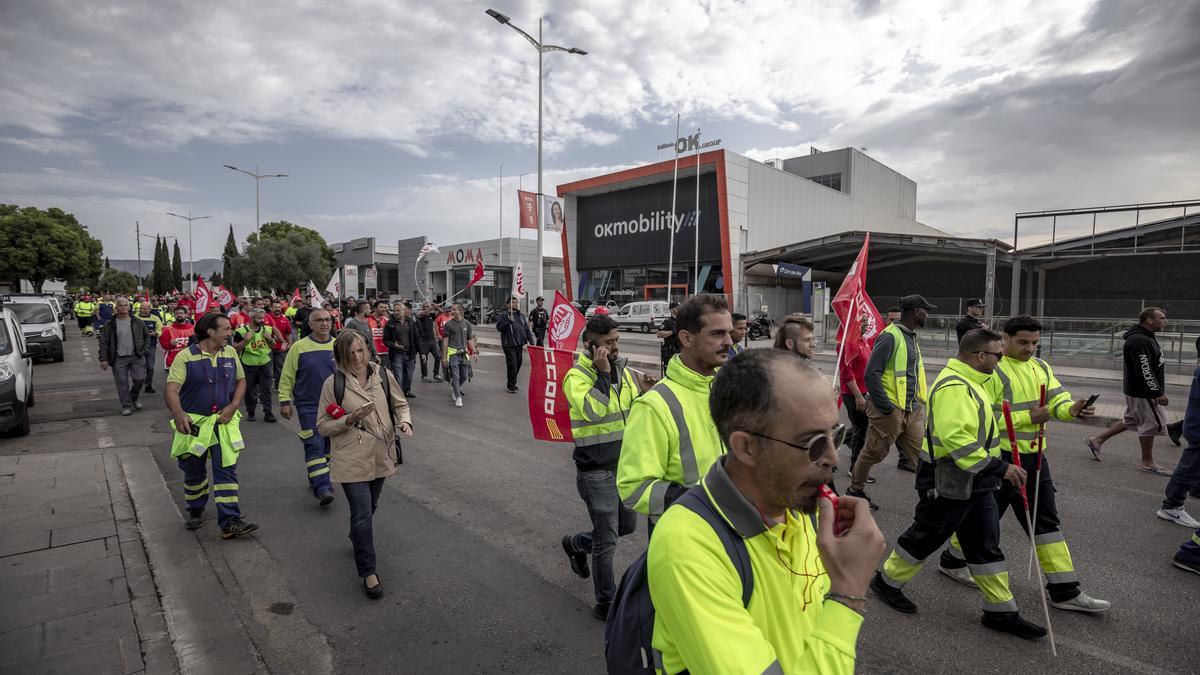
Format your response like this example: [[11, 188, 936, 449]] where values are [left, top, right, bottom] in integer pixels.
[[333, 367, 403, 464], [603, 486, 753, 674]]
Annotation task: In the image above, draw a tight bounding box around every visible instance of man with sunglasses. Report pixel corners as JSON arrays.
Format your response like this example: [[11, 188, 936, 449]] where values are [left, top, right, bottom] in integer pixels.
[[872, 329, 1047, 640], [647, 349, 885, 674], [618, 294, 732, 535], [938, 315, 1110, 613]]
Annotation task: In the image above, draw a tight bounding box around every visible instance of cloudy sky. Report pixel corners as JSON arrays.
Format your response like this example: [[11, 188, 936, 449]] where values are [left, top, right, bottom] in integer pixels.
[[2, 0, 1198, 263]]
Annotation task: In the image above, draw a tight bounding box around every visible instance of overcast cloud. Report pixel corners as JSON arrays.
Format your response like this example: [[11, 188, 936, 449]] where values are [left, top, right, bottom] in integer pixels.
[[1, 0, 1197, 261]]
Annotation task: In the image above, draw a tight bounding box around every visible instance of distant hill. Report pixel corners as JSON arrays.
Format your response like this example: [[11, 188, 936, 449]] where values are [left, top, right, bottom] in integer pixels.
[[107, 258, 224, 281]]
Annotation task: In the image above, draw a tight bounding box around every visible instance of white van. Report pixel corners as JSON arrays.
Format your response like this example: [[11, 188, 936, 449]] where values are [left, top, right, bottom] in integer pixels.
[[4, 296, 64, 362], [614, 300, 671, 333], [0, 306, 45, 436]]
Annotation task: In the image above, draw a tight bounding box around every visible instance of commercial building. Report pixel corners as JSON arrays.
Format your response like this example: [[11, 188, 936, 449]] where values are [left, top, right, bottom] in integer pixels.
[[396, 236, 563, 312], [556, 146, 941, 316], [331, 237, 399, 297]]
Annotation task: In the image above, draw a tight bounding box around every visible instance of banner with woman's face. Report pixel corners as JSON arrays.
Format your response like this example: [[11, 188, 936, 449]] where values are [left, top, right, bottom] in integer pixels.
[[542, 195, 565, 232]]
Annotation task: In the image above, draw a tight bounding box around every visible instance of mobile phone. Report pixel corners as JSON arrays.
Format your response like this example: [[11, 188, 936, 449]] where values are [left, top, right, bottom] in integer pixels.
[[1084, 393, 1100, 408]]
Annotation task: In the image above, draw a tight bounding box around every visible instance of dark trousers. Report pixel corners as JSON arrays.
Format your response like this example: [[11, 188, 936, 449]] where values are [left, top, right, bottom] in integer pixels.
[[270, 350, 287, 388], [143, 343, 157, 388], [391, 352, 416, 394], [419, 345, 441, 379], [567, 469, 637, 606], [993, 456, 1079, 601], [342, 478, 386, 578], [841, 393, 869, 469], [178, 443, 240, 529], [534, 328, 546, 347], [243, 363, 273, 415], [1163, 446, 1200, 510], [503, 346, 524, 390]]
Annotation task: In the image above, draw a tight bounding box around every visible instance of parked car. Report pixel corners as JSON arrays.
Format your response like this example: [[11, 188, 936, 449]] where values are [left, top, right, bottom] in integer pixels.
[[3, 296, 65, 362], [0, 306, 45, 436], [7, 293, 67, 342], [585, 300, 619, 317], [614, 300, 672, 333]]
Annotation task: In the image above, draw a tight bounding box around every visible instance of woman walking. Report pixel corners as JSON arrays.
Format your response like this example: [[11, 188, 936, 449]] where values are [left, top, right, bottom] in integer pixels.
[[317, 330, 412, 598]]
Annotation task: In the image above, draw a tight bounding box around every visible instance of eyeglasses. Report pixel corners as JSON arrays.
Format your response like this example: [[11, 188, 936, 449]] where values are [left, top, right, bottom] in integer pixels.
[[974, 350, 1003, 359], [745, 424, 846, 461]]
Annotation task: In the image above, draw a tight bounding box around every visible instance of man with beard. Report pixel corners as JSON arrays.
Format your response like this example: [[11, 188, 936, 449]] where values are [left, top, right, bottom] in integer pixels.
[[233, 308, 279, 423], [647, 349, 885, 673], [773, 314, 816, 358], [847, 294, 933, 509], [871, 329, 1047, 640], [618, 294, 733, 537]]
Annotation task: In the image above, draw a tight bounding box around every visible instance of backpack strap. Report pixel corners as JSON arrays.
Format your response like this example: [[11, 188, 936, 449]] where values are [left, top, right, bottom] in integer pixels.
[[674, 487, 754, 608], [334, 370, 345, 407]]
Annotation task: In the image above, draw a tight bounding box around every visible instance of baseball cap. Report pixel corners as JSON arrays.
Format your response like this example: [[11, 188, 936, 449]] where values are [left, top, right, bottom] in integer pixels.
[[899, 294, 937, 311], [965, 297, 985, 308]]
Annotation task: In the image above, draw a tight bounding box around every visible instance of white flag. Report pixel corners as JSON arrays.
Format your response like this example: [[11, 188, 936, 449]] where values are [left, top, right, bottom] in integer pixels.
[[416, 242, 440, 263], [307, 280, 323, 308], [325, 270, 340, 297], [514, 259, 526, 298]]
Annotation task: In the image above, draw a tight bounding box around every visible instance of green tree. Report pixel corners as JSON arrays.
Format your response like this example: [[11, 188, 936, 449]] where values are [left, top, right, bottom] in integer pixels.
[[96, 268, 139, 294], [149, 237, 164, 294], [251, 220, 335, 270], [171, 240, 184, 291], [0, 205, 104, 292], [232, 231, 332, 294], [222, 224, 241, 293]]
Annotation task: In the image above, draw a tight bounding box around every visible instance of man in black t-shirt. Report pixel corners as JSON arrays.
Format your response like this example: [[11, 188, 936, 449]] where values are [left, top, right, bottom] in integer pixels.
[[656, 302, 680, 376], [955, 297, 987, 342]]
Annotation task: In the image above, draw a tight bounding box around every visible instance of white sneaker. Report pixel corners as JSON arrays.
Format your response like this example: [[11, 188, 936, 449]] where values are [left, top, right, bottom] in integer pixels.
[[1156, 507, 1200, 528], [938, 564, 978, 588], [133, 400, 142, 410], [1050, 592, 1111, 613], [455, 397, 463, 408]]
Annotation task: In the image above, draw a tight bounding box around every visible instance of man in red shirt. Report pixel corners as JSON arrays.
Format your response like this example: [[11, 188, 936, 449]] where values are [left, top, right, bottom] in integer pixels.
[[367, 300, 390, 370], [838, 314, 875, 478], [176, 293, 196, 317], [159, 306, 195, 374], [266, 299, 293, 387]]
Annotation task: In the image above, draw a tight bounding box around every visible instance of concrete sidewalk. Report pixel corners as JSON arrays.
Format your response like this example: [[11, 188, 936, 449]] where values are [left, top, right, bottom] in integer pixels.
[[0, 447, 262, 675]]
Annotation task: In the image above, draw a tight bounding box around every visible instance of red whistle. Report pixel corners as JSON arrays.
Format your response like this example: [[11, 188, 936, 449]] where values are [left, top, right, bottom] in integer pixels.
[[818, 484, 843, 535]]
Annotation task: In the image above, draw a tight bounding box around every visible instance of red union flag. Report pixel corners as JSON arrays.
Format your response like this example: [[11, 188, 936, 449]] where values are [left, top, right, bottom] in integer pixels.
[[527, 345, 574, 443], [194, 277, 212, 314], [548, 290, 584, 351], [831, 234, 884, 391], [216, 285, 234, 308], [518, 190, 539, 230]]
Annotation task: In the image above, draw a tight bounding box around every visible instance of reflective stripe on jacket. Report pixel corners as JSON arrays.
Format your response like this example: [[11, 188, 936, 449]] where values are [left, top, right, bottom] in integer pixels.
[[986, 357, 1073, 453], [565, 353, 639, 471], [880, 322, 927, 410], [922, 358, 1003, 474], [170, 411, 245, 466]]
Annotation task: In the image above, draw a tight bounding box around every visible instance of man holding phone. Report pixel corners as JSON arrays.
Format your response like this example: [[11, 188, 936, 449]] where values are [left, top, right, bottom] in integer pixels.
[[936, 316, 1110, 613]]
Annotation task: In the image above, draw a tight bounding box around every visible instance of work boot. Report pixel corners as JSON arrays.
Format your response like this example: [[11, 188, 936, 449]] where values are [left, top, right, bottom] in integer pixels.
[[184, 509, 204, 530], [592, 602, 610, 621], [845, 488, 879, 511], [1168, 421, 1183, 447], [318, 491, 334, 507], [220, 518, 260, 539], [870, 572, 916, 613], [144, 385, 156, 394], [245, 412, 256, 422], [1050, 591, 1111, 613], [1173, 553, 1200, 576], [263, 412, 277, 423], [562, 535, 590, 579], [981, 612, 1046, 640], [896, 458, 917, 473]]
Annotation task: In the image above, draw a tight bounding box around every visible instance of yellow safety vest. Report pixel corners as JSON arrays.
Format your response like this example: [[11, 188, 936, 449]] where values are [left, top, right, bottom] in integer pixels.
[[170, 412, 245, 467], [564, 353, 639, 447], [921, 358, 1003, 473], [986, 357, 1073, 454], [880, 322, 927, 409]]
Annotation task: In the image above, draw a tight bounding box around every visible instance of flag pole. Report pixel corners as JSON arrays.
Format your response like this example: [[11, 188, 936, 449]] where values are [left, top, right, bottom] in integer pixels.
[[693, 126, 701, 296], [666, 114, 680, 304], [830, 292, 855, 393]]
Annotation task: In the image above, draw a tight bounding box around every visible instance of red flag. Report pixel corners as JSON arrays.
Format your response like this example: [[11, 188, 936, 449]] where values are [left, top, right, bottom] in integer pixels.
[[291, 287, 302, 302], [832, 234, 885, 349], [194, 277, 212, 315], [527, 345, 575, 443], [216, 285, 235, 308], [518, 190, 540, 230], [465, 259, 485, 289], [548, 290, 585, 351]]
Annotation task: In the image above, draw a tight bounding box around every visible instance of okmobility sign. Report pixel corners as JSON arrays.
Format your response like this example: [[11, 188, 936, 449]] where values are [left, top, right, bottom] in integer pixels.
[[657, 132, 722, 153]]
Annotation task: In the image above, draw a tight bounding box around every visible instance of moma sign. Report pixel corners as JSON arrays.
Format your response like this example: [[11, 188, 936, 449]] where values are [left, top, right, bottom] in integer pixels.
[[576, 172, 720, 269]]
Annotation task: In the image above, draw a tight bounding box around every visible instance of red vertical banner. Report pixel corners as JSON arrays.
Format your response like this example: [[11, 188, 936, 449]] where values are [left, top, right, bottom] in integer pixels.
[[527, 345, 575, 442], [548, 290, 585, 351], [194, 277, 212, 314], [518, 190, 540, 230]]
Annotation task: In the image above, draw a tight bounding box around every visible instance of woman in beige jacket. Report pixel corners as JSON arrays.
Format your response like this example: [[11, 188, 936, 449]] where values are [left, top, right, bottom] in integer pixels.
[[317, 330, 412, 598]]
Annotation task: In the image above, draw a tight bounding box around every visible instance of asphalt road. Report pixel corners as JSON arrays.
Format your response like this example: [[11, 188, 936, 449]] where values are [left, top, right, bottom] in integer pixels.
[[5, 333, 1198, 674]]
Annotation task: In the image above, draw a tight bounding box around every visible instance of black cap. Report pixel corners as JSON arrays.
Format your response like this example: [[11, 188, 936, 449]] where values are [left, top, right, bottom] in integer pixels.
[[669, 302, 679, 309], [965, 297, 985, 308], [899, 294, 937, 311]]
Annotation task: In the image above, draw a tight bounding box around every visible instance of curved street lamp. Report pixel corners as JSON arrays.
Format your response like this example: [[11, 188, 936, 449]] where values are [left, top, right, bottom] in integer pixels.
[[223, 163, 289, 233]]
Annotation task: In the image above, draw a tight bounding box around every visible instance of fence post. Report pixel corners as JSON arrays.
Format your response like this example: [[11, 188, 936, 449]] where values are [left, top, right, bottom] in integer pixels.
[[1180, 325, 1186, 365]]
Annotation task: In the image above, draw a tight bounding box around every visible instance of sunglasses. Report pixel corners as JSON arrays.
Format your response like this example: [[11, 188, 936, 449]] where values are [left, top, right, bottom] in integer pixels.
[[745, 424, 847, 461], [974, 350, 1003, 359]]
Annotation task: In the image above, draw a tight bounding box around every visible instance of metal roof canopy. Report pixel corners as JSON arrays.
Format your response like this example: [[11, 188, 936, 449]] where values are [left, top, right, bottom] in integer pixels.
[[1009, 198, 1200, 313]]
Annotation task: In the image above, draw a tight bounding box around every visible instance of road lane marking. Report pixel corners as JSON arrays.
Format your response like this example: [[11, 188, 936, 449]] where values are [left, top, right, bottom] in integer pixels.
[[1056, 634, 1182, 675], [95, 418, 115, 448]]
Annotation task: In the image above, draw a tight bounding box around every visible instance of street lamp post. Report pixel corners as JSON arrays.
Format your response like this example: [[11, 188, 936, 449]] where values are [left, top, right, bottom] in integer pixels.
[[165, 211, 211, 291], [222, 164, 289, 233], [486, 9, 586, 301]]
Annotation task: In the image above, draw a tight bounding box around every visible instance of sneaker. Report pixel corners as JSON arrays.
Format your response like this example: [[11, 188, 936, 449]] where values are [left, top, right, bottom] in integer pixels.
[[220, 518, 260, 539], [1168, 421, 1183, 447], [981, 612, 1046, 640], [870, 571, 916, 613], [1173, 553, 1200, 576], [133, 400, 142, 410], [121, 408, 132, 416], [592, 602, 610, 621], [867, 476, 876, 484], [1050, 592, 1111, 613], [845, 488, 879, 511], [421, 376, 431, 383], [245, 413, 256, 422], [144, 385, 156, 394], [404, 391, 416, 398], [184, 509, 204, 530], [1156, 507, 1200, 528], [263, 412, 276, 423], [562, 535, 590, 579], [318, 491, 334, 507], [938, 563, 978, 588], [507, 386, 517, 393], [455, 397, 463, 408], [433, 376, 443, 382]]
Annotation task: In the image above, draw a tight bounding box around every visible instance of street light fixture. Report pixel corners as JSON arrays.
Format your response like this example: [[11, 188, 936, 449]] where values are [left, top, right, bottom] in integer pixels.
[[222, 163, 289, 233], [165, 211, 211, 292], [486, 8, 586, 301]]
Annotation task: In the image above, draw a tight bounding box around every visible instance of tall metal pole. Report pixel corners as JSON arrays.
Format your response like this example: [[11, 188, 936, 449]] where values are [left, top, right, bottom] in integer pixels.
[[255, 163, 261, 232], [693, 127, 701, 295], [499, 162, 504, 266], [188, 210, 194, 292], [536, 18, 544, 301], [666, 115, 681, 303], [135, 221, 142, 289]]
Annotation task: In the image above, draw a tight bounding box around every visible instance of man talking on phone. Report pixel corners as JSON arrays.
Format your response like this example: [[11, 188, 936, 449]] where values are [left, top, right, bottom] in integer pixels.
[[559, 315, 656, 621], [936, 316, 1110, 613]]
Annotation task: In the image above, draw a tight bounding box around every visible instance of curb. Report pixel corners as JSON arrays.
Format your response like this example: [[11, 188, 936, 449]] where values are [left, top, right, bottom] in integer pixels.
[[116, 447, 264, 675]]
